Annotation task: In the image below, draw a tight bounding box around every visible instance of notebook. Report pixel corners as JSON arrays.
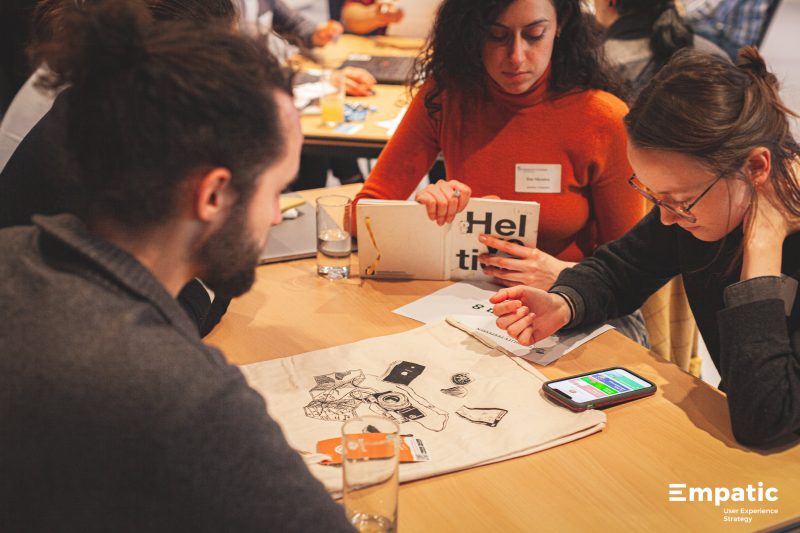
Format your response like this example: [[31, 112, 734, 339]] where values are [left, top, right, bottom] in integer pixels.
[[259, 194, 317, 264], [339, 55, 416, 85]]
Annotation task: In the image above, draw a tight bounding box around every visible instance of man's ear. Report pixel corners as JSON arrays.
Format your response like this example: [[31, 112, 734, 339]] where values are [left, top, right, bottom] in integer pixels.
[[195, 167, 233, 223], [745, 147, 771, 188]]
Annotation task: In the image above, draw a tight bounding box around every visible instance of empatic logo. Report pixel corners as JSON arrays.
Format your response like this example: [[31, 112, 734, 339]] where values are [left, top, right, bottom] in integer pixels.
[[668, 482, 779, 507], [668, 482, 781, 524]]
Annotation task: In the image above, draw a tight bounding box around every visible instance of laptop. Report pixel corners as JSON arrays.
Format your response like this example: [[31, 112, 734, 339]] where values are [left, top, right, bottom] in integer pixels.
[[259, 194, 317, 264], [339, 55, 416, 85]]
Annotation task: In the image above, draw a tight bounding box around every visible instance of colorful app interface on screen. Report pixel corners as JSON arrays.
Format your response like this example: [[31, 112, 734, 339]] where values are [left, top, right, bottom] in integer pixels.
[[550, 369, 650, 403]]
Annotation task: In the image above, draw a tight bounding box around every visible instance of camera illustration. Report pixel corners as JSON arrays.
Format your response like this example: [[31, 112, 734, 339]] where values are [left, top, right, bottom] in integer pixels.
[[304, 360, 449, 432], [362, 386, 447, 431]]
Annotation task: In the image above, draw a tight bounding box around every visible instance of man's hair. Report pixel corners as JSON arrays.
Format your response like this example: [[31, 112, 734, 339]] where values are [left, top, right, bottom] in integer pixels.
[[144, 0, 236, 24], [31, 0, 237, 62], [31, 0, 292, 226]]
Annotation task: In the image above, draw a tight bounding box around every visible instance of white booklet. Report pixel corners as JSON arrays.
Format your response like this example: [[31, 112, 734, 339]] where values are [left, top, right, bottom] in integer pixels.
[[356, 198, 540, 281], [393, 282, 615, 366]]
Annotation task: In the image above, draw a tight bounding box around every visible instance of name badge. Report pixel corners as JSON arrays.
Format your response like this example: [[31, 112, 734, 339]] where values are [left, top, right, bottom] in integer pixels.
[[515, 164, 562, 193]]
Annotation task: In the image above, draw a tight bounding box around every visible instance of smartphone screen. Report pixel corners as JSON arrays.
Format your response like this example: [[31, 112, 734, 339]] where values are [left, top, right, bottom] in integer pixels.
[[544, 367, 656, 410]]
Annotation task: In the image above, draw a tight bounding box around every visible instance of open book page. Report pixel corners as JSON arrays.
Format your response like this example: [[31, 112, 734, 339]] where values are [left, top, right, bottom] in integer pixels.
[[447, 198, 539, 281], [356, 200, 448, 279]]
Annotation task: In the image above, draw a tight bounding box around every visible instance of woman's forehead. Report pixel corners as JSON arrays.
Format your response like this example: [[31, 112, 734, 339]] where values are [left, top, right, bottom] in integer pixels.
[[627, 145, 713, 194], [495, 0, 556, 24]]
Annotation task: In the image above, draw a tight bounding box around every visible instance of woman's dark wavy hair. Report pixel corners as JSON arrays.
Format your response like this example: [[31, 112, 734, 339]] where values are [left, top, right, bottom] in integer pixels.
[[615, 0, 693, 68], [410, 0, 624, 117]]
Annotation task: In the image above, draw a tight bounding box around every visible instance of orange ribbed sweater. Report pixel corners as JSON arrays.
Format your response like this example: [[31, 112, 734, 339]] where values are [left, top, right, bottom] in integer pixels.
[[355, 70, 646, 262]]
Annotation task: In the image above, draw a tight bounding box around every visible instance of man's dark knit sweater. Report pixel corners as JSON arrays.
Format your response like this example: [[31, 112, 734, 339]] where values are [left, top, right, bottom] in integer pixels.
[[0, 215, 355, 532], [553, 207, 800, 447]]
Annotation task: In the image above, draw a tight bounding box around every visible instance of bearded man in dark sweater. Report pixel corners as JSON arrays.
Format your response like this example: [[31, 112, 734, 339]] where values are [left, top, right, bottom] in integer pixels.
[[0, 2, 354, 531]]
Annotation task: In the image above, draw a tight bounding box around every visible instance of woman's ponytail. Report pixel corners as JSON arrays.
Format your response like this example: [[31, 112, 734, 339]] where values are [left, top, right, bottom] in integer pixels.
[[736, 46, 800, 217]]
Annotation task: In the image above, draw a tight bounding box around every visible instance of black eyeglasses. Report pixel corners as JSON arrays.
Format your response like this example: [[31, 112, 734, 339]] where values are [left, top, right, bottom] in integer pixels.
[[627, 174, 723, 224]]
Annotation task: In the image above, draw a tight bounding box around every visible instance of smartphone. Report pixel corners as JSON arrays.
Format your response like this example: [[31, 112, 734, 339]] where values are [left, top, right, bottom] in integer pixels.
[[542, 367, 656, 411]]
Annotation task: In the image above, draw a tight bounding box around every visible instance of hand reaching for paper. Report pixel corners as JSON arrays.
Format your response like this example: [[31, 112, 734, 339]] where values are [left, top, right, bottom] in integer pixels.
[[414, 179, 472, 225], [490, 286, 572, 346], [478, 234, 575, 289]]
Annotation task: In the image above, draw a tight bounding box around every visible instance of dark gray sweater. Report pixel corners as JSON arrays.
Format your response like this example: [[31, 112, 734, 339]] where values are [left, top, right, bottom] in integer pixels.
[[0, 214, 354, 532], [553, 207, 800, 447]]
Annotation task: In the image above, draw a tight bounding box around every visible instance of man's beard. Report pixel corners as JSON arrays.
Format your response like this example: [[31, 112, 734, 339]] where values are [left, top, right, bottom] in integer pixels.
[[196, 202, 264, 299]]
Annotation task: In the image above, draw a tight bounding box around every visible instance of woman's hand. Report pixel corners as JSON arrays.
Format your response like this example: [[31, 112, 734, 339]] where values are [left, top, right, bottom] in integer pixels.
[[414, 179, 471, 225], [342, 67, 376, 96], [478, 234, 575, 290], [342, 1, 404, 34], [490, 286, 572, 345], [312, 20, 344, 47], [375, 1, 404, 25], [741, 176, 800, 280]]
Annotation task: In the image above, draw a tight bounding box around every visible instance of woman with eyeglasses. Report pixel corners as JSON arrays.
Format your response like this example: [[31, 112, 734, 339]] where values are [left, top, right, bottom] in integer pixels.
[[491, 47, 800, 447]]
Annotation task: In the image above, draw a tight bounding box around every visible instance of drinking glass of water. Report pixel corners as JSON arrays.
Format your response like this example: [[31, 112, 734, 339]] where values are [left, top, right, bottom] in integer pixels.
[[316, 195, 352, 279], [342, 416, 400, 533]]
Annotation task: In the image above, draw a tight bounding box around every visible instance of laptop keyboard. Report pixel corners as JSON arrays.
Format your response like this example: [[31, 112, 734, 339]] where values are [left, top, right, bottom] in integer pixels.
[[339, 56, 416, 85]]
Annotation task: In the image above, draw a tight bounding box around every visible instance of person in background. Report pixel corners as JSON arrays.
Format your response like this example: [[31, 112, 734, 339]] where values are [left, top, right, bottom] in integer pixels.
[[593, 0, 729, 370], [235, 0, 376, 190], [341, 0, 404, 35], [237, 0, 343, 48], [683, 0, 774, 60], [0, 1, 356, 529], [492, 47, 800, 447], [594, 0, 727, 98], [236, 0, 377, 96], [354, 0, 649, 345]]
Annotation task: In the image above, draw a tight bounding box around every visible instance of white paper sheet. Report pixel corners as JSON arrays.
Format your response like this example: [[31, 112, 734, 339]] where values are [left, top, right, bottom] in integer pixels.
[[293, 81, 336, 110], [393, 282, 615, 365], [447, 314, 615, 366], [375, 105, 408, 136], [393, 281, 500, 323]]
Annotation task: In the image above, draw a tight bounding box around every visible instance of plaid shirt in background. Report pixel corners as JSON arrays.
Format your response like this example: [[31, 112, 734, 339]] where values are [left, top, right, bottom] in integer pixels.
[[684, 0, 773, 58]]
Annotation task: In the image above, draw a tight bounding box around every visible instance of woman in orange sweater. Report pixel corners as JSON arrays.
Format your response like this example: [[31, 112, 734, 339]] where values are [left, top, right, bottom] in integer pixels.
[[355, 0, 646, 292]]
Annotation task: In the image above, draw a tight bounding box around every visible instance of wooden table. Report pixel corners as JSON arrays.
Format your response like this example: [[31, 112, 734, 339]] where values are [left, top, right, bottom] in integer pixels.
[[206, 187, 800, 532], [309, 34, 426, 69], [296, 35, 422, 158], [300, 84, 410, 158]]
